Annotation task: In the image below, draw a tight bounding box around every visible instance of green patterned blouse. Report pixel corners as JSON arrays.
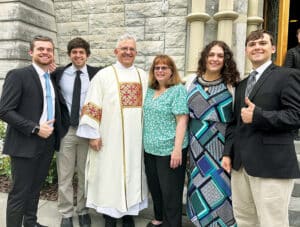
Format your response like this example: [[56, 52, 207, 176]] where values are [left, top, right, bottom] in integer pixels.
[[143, 84, 189, 156]]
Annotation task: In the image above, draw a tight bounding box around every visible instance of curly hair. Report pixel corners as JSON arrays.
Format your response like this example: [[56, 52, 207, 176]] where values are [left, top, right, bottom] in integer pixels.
[[197, 40, 240, 86], [67, 37, 91, 56], [149, 55, 182, 89]]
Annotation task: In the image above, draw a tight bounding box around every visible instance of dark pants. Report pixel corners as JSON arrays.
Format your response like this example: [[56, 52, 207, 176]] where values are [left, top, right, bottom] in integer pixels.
[[144, 149, 187, 227], [6, 137, 55, 227]]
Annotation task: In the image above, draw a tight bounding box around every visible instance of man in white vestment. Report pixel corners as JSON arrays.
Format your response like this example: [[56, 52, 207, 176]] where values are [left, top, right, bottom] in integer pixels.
[[77, 34, 148, 227]]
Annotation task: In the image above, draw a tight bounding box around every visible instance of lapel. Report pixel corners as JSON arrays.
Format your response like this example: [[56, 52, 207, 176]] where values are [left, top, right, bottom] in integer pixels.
[[56, 63, 72, 83], [28, 65, 44, 98], [59, 63, 96, 81], [237, 79, 247, 108], [87, 64, 100, 80], [247, 64, 277, 100], [87, 65, 94, 80]]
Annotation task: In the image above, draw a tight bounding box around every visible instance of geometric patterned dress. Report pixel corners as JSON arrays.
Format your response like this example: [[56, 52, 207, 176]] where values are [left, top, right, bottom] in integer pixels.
[[186, 76, 236, 227]]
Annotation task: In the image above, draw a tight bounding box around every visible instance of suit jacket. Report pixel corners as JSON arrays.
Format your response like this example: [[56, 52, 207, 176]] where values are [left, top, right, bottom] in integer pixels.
[[0, 65, 64, 158], [224, 63, 300, 178], [284, 45, 300, 69], [51, 63, 101, 137]]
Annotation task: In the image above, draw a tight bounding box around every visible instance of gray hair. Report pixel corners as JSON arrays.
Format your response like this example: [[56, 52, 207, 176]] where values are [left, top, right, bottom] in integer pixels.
[[116, 34, 137, 48]]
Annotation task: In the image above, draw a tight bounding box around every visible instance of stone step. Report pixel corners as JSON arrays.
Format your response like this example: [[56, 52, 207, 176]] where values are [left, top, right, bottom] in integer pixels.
[[294, 141, 300, 155], [289, 196, 300, 227], [292, 179, 300, 197]]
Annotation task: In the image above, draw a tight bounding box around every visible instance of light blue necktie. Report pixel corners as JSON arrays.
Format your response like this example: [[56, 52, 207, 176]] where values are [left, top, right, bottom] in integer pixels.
[[43, 72, 53, 120]]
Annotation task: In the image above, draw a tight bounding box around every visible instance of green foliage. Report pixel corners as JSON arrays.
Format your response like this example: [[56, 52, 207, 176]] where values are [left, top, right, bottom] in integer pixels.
[[0, 121, 10, 177], [0, 155, 11, 177], [43, 154, 58, 187], [0, 120, 6, 141]]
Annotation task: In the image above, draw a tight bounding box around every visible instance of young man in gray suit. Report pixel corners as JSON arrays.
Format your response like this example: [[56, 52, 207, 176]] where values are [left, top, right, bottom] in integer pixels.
[[0, 35, 65, 227], [51, 37, 101, 227], [222, 29, 300, 227]]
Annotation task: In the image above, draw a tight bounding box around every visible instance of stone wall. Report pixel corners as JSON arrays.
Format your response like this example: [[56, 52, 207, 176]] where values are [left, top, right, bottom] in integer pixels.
[[0, 0, 57, 91], [54, 0, 188, 77]]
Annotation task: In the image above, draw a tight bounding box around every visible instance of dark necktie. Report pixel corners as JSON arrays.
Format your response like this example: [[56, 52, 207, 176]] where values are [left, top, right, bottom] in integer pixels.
[[245, 70, 258, 97], [43, 72, 53, 120], [70, 70, 82, 127]]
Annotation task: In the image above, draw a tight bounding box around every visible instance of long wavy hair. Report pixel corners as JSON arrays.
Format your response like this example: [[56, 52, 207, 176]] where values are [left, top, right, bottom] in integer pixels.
[[149, 54, 182, 89], [197, 40, 240, 86]]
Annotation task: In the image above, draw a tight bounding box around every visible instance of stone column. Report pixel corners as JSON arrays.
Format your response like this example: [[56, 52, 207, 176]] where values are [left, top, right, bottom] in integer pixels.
[[245, 0, 263, 74], [213, 0, 238, 47], [186, 0, 210, 75], [0, 0, 57, 92]]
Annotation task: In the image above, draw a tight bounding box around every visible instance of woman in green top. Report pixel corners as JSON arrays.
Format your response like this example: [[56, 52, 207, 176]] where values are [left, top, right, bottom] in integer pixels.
[[143, 55, 189, 227]]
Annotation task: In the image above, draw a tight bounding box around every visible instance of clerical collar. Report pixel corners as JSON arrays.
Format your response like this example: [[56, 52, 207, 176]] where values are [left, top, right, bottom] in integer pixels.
[[115, 61, 135, 70]]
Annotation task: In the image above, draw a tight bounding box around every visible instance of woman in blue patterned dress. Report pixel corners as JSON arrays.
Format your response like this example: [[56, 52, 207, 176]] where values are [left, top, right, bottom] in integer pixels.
[[185, 41, 240, 227], [143, 55, 189, 227]]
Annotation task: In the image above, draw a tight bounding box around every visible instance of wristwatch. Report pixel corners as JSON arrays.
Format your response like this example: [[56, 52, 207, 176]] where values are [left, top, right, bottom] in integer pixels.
[[32, 125, 40, 135]]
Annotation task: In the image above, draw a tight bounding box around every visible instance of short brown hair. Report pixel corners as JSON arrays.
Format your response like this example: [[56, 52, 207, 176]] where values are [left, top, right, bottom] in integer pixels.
[[245, 29, 275, 46], [149, 55, 182, 89], [67, 37, 91, 56], [30, 35, 54, 51]]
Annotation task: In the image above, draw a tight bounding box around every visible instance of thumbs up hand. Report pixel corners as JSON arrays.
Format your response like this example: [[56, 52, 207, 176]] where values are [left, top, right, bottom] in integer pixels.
[[241, 97, 255, 124]]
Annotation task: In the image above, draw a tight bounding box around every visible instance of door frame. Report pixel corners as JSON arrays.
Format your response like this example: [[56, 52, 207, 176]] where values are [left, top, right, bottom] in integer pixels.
[[264, 0, 290, 66]]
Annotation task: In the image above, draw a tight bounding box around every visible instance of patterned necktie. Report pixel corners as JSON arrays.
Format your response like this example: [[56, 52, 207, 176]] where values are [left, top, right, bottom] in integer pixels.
[[70, 70, 82, 127], [245, 70, 258, 97], [43, 72, 53, 120]]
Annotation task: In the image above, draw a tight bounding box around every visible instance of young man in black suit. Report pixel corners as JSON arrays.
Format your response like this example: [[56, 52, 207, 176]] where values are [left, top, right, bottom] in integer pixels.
[[284, 27, 300, 140], [0, 35, 65, 227], [222, 29, 300, 227], [51, 37, 101, 227], [284, 28, 300, 69]]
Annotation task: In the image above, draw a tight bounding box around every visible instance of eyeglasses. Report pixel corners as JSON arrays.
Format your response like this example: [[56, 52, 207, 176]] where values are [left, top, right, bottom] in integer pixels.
[[118, 47, 136, 52], [154, 66, 169, 71]]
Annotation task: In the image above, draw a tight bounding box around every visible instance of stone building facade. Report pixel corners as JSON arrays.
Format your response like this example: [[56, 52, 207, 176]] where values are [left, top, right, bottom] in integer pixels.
[[0, 0, 267, 90], [0, 0, 299, 225]]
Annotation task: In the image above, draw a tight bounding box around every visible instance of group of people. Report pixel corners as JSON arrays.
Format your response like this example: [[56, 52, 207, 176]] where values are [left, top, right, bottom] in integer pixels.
[[0, 28, 299, 227]]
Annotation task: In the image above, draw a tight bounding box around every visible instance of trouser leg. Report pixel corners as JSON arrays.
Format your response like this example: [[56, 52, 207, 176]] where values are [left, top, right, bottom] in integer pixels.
[[249, 173, 294, 227], [7, 148, 53, 227], [144, 152, 163, 222], [57, 129, 77, 218], [157, 149, 187, 227], [231, 167, 259, 227], [23, 149, 54, 226], [7, 157, 38, 227], [75, 133, 89, 215]]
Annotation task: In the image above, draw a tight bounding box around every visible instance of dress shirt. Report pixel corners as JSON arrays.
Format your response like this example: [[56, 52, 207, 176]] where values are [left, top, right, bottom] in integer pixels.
[[251, 60, 272, 82], [59, 64, 90, 116], [32, 63, 55, 124]]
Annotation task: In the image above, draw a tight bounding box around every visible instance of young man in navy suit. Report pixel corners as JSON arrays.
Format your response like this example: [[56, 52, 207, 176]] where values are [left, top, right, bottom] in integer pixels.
[[51, 37, 101, 227], [0, 36, 65, 227], [222, 29, 300, 227]]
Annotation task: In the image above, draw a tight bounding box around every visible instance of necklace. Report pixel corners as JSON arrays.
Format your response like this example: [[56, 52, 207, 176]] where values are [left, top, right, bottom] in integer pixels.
[[198, 75, 223, 86]]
